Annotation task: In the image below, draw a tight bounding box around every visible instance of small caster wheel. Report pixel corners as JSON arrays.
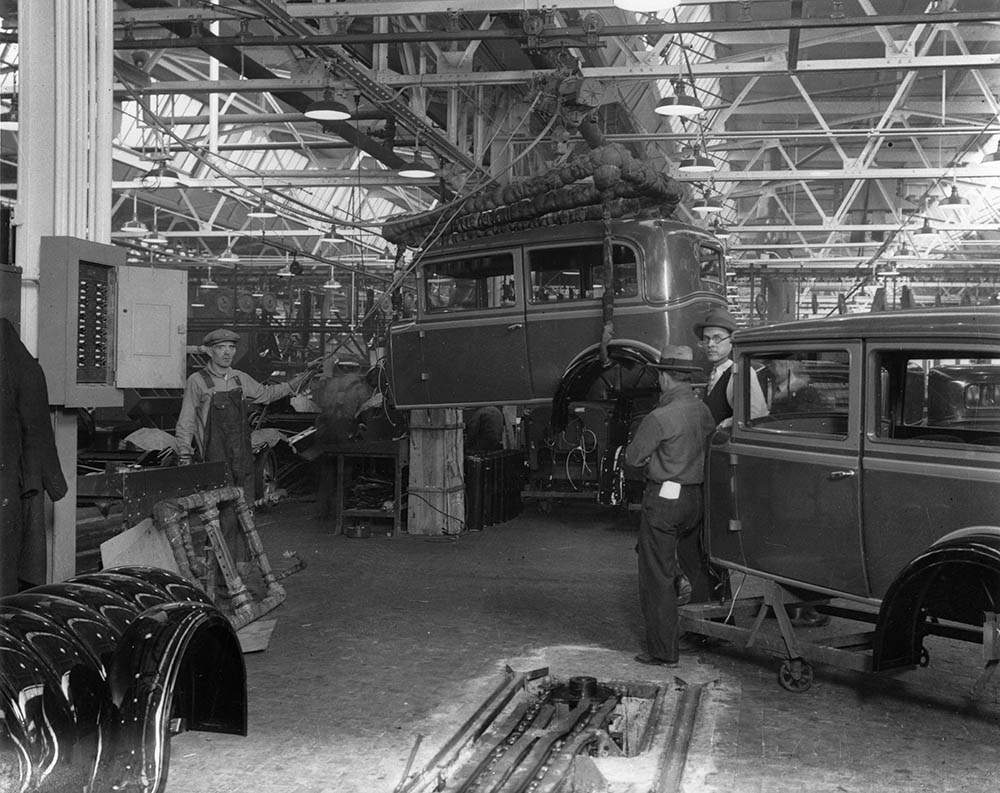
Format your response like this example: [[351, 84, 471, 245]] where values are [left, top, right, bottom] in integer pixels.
[[918, 647, 930, 667], [778, 658, 814, 692]]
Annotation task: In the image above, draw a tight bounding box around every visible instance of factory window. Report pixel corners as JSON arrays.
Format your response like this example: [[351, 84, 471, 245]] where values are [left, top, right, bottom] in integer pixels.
[[873, 351, 1000, 447], [527, 243, 637, 303], [746, 350, 851, 438], [423, 252, 517, 313]]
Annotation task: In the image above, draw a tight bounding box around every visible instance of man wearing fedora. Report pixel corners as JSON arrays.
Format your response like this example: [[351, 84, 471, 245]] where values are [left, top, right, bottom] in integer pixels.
[[693, 308, 828, 628], [694, 307, 767, 428], [624, 344, 716, 666]]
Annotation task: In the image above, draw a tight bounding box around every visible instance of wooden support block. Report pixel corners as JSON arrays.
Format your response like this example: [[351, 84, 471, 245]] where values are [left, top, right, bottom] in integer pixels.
[[408, 408, 466, 535]]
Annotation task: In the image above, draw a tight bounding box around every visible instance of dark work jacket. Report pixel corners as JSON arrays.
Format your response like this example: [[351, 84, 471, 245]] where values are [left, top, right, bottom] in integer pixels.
[[0, 319, 68, 595]]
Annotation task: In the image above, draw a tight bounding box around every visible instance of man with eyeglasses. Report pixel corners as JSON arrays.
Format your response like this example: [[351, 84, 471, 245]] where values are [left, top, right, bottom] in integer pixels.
[[694, 307, 768, 427]]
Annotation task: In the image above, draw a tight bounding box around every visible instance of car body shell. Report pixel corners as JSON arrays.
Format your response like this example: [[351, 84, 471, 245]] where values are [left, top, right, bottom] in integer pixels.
[[706, 307, 1000, 670], [387, 217, 727, 414]]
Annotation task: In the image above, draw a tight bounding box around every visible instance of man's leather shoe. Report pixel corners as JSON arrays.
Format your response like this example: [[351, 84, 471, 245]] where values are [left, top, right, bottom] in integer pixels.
[[634, 652, 678, 668]]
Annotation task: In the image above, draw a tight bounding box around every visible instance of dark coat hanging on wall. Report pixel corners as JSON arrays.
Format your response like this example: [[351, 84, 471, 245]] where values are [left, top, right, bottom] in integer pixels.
[[0, 318, 68, 595]]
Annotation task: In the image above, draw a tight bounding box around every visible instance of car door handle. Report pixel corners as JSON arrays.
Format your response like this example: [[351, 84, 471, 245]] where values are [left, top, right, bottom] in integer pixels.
[[829, 470, 856, 480], [507, 323, 524, 331]]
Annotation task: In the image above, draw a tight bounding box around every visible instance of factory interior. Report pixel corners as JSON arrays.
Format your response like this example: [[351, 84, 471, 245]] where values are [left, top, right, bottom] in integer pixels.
[[1, 2, 999, 792]]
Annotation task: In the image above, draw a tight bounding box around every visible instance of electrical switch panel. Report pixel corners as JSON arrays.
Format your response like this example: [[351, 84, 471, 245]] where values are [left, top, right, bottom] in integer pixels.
[[38, 236, 125, 408]]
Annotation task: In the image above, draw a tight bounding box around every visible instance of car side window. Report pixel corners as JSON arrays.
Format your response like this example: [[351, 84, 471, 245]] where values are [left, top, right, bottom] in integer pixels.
[[528, 243, 638, 303], [423, 253, 517, 313], [746, 349, 851, 438], [874, 351, 1000, 447]]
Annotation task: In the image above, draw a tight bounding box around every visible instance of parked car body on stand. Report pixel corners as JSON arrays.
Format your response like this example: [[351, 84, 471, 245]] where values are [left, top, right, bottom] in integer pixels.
[[682, 308, 1000, 693]]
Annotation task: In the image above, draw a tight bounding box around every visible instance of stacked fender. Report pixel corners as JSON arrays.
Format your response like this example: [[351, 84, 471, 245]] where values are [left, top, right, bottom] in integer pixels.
[[0, 566, 246, 793]]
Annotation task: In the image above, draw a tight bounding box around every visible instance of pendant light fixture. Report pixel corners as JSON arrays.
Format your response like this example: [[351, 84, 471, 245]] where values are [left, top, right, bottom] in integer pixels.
[[276, 253, 294, 278], [304, 88, 352, 122], [201, 265, 219, 290], [692, 190, 724, 215], [121, 193, 148, 235], [248, 197, 277, 219], [144, 206, 167, 245], [218, 239, 240, 264], [678, 145, 716, 174], [911, 218, 939, 247], [400, 134, 436, 179], [937, 183, 970, 214], [654, 79, 705, 118], [323, 265, 343, 290], [321, 223, 346, 243]]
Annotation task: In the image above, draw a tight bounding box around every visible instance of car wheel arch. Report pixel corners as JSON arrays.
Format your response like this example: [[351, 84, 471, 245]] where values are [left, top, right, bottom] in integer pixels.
[[873, 528, 1000, 672]]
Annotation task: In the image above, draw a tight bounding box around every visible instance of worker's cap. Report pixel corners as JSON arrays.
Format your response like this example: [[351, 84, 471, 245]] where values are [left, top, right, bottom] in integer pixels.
[[650, 344, 702, 373], [693, 307, 738, 337], [202, 328, 240, 347]]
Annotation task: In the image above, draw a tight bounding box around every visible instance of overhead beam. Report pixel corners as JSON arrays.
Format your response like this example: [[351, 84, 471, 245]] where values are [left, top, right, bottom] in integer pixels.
[[109, 11, 1000, 46]]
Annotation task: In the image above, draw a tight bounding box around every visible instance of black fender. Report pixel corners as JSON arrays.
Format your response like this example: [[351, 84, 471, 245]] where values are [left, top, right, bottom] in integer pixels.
[[97, 601, 246, 793], [1, 569, 246, 793], [550, 341, 660, 431], [873, 528, 1000, 671]]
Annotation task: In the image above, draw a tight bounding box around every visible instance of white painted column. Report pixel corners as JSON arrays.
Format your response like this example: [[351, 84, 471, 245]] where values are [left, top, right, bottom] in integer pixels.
[[16, 0, 114, 582]]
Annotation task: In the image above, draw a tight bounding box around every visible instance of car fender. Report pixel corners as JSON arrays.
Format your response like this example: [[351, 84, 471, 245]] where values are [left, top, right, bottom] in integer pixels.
[[550, 341, 660, 430], [95, 601, 246, 793], [873, 528, 1000, 672]]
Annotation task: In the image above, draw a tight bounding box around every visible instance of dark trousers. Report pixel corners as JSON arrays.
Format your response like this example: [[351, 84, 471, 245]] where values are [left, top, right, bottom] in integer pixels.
[[637, 483, 704, 663]]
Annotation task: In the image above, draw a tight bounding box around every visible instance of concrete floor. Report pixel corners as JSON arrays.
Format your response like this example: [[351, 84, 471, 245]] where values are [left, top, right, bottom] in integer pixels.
[[158, 497, 1000, 793]]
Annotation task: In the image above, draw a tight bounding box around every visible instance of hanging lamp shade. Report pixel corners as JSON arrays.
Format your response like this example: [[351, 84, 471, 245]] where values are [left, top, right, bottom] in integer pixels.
[[321, 224, 345, 243], [142, 163, 181, 188], [218, 247, 240, 264], [654, 81, 704, 118], [323, 266, 343, 290], [711, 219, 732, 240], [201, 266, 219, 290], [145, 228, 167, 245], [937, 184, 970, 213], [121, 218, 147, 235], [304, 89, 352, 122], [248, 198, 277, 219], [400, 150, 436, 179], [911, 218, 939, 246], [692, 193, 724, 214], [678, 146, 716, 173]]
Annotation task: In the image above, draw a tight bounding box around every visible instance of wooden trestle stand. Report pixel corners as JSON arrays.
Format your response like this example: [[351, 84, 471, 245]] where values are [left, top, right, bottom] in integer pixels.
[[152, 486, 285, 648]]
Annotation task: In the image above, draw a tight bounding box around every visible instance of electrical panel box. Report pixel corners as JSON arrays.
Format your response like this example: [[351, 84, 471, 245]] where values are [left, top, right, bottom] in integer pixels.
[[38, 236, 125, 408], [115, 265, 187, 389]]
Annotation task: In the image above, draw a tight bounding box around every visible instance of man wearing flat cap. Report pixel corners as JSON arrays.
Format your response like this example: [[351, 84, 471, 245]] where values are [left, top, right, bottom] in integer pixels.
[[175, 328, 310, 564], [624, 345, 716, 667]]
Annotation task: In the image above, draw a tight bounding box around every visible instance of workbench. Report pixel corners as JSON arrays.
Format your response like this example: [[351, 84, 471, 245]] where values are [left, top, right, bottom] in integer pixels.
[[320, 438, 409, 536]]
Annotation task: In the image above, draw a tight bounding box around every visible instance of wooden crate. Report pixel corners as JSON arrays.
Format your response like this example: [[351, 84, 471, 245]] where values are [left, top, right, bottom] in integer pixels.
[[408, 408, 465, 535]]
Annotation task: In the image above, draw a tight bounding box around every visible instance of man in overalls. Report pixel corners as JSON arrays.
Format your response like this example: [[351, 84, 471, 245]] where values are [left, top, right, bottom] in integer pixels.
[[175, 328, 308, 570]]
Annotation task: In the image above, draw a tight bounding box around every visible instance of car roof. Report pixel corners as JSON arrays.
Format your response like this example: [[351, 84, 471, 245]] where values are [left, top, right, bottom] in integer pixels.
[[424, 216, 709, 255], [733, 307, 1000, 344]]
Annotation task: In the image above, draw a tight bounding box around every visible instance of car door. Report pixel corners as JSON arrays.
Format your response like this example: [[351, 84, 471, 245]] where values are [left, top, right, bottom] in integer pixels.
[[861, 345, 1000, 598], [707, 341, 869, 597], [415, 248, 531, 407]]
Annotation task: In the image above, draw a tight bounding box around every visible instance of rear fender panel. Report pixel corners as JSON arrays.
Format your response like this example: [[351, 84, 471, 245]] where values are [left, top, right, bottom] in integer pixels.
[[873, 531, 1000, 671]]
